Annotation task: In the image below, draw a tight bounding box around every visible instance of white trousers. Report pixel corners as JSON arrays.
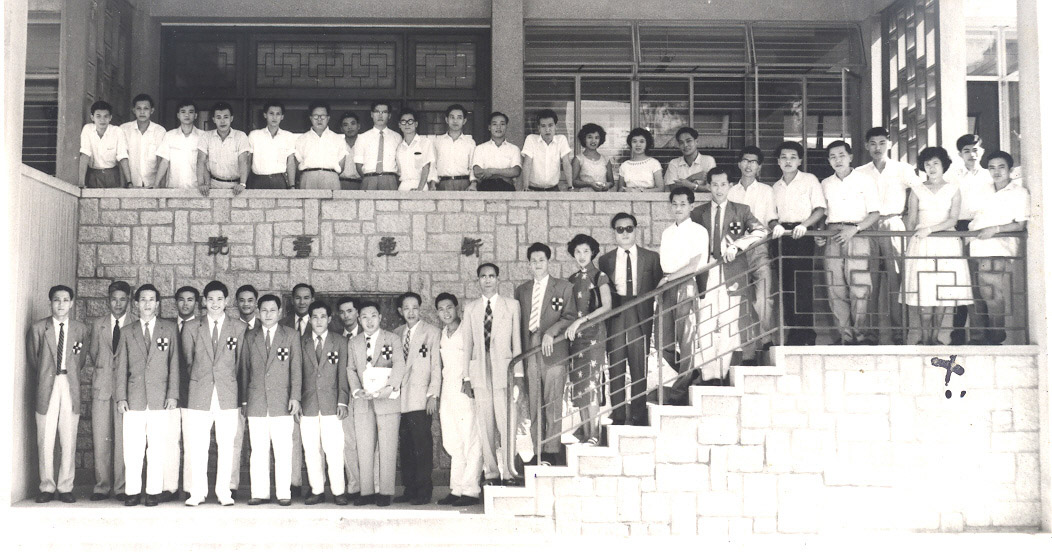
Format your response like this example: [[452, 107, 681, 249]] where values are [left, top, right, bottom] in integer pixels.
[[230, 410, 247, 491], [341, 412, 361, 493], [36, 374, 78, 493], [300, 414, 345, 495], [123, 408, 169, 495], [186, 388, 238, 502], [248, 415, 294, 500], [440, 388, 483, 498], [179, 408, 193, 492], [163, 408, 181, 492]]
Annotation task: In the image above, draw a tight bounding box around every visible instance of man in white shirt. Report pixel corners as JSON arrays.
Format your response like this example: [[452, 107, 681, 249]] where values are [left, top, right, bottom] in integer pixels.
[[430, 104, 476, 191], [156, 101, 205, 189], [820, 141, 881, 345], [948, 134, 996, 345], [521, 109, 572, 191], [79, 100, 131, 188], [197, 102, 249, 196], [354, 101, 401, 191], [247, 101, 296, 189], [658, 187, 710, 376], [395, 108, 434, 191], [339, 112, 363, 190], [664, 127, 716, 193], [119, 94, 166, 188], [472, 111, 521, 192], [295, 102, 346, 190], [856, 127, 918, 345]]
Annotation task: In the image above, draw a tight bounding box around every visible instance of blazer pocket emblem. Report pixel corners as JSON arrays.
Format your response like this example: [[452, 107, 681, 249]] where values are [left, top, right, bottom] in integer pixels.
[[156, 337, 170, 351], [72, 342, 83, 354], [226, 337, 238, 350], [380, 344, 393, 360], [327, 351, 339, 364], [729, 221, 744, 235], [419, 344, 428, 358], [551, 297, 565, 311], [277, 347, 289, 361]]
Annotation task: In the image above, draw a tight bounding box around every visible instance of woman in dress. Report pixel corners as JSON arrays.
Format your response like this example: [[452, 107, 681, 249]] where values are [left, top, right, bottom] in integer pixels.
[[902, 146, 973, 345], [617, 128, 663, 192], [435, 292, 482, 507], [564, 234, 612, 445], [572, 123, 614, 192]]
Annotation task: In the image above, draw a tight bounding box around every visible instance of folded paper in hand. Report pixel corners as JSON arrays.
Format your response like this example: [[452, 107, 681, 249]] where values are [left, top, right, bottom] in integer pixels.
[[362, 366, 391, 395]]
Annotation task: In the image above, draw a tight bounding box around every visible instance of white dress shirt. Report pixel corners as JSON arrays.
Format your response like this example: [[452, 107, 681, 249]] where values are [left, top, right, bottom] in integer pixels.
[[772, 171, 827, 223], [294, 128, 346, 171], [522, 134, 572, 188], [472, 140, 522, 171], [177, 315, 196, 334], [949, 164, 997, 220], [660, 219, 711, 274], [728, 181, 777, 225], [240, 317, 257, 331], [528, 275, 550, 332], [969, 180, 1031, 258], [206, 314, 225, 337], [856, 159, 919, 217], [821, 170, 880, 224], [432, 133, 477, 179], [248, 128, 297, 175], [80, 124, 129, 169], [664, 153, 716, 188], [52, 317, 70, 367], [340, 139, 361, 179], [395, 134, 435, 190], [141, 318, 155, 341], [294, 314, 310, 336], [613, 245, 639, 296], [198, 129, 250, 180], [119, 121, 166, 187], [353, 127, 402, 174], [156, 127, 205, 189]]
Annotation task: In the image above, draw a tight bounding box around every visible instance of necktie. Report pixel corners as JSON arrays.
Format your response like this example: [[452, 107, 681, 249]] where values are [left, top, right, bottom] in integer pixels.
[[376, 131, 385, 173], [143, 322, 151, 357], [403, 328, 411, 360], [57, 322, 65, 373], [366, 336, 372, 363], [315, 335, 323, 363], [112, 318, 121, 354], [178, 320, 183, 334], [484, 300, 492, 352], [265, 329, 272, 355], [529, 283, 542, 332], [212, 320, 219, 355], [712, 204, 723, 258], [625, 249, 634, 297], [296, 318, 302, 335]]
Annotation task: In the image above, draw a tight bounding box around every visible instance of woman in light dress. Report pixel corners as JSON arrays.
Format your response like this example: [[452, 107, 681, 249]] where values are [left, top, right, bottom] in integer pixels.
[[571, 123, 614, 192], [901, 146, 973, 345], [617, 128, 663, 192]]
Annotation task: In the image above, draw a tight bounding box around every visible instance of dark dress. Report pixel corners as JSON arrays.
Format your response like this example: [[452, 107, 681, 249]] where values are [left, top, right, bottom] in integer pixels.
[[568, 264, 610, 407]]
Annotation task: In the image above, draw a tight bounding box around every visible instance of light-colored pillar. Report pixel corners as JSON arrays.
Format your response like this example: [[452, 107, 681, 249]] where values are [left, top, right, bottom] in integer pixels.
[[490, 0, 525, 145], [1017, 0, 1052, 532], [938, 0, 968, 146], [56, 0, 92, 184]]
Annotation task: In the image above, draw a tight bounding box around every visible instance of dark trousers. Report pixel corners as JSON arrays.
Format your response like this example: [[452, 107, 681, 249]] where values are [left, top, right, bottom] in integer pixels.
[[247, 172, 288, 189], [397, 410, 433, 499], [778, 234, 818, 345], [951, 219, 975, 343], [436, 178, 472, 191], [477, 178, 515, 192], [340, 178, 363, 190], [86, 167, 122, 188], [606, 302, 650, 425]]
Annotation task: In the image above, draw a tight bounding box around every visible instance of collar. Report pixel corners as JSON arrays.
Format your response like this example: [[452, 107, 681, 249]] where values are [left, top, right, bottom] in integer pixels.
[[311, 127, 330, 138], [240, 316, 256, 328], [534, 274, 550, 289], [620, 244, 639, 256], [778, 171, 801, 186], [261, 323, 278, 334], [206, 314, 225, 325], [364, 330, 380, 340], [179, 315, 195, 324], [712, 200, 729, 210], [675, 217, 694, 227], [313, 330, 328, 343], [443, 132, 469, 142], [111, 313, 127, 327], [404, 320, 419, 333], [141, 317, 156, 329], [52, 316, 69, 327], [483, 292, 500, 303]]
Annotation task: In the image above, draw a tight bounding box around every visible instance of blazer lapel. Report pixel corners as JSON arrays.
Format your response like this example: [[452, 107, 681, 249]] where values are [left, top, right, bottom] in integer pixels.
[[43, 319, 57, 367], [132, 322, 148, 359], [200, 318, 216, 362]]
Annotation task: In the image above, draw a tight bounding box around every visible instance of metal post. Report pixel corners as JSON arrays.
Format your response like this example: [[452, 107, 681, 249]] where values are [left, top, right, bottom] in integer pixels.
[[655, 292, 664, 406], [778, 238, 786, 346], [534, 354, 542, 467]]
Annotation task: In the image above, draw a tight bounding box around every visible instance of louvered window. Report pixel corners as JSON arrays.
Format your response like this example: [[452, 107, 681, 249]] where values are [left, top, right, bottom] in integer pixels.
[[23, 19, 61, 176]]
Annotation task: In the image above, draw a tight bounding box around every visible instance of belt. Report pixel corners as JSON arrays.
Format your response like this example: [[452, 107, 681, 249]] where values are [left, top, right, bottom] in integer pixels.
[[211, 175, 240, 183], [827, 222, 859, 227], [528, 185, 558, 192], [781, 222, 804, 229], [57, 370, 68, 375], [339, 176, 362, 181], [439, 175, 470, 181], [301, 168, 337, 174], [363, 172, 398, 177], [88, 166, 119, 172]]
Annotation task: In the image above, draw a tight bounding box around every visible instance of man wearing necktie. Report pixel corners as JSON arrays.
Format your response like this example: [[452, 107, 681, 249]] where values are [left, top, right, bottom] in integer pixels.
[[29, 285, 89, 504], [115, 284, 179, 506], [354, 100, 401, 190], [172, 286, 200, 501], [336, 296, 363, 502], [280, 282, 315, 497], [229, 284, 260, 499]]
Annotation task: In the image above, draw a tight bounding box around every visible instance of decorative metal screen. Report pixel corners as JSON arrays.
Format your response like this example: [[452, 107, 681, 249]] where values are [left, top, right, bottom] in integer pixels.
[[256, 40, 397, 89], [414, 42, 476, 89], [883, 0, 940, 165]]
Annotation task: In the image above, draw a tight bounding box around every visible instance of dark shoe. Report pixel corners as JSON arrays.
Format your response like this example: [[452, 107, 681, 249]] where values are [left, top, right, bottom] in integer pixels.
[[393, 493, 413, 504], [353, 494, 375, 506], [858, 338, 878, 346], [115, 493, 128, 502], [304, 493, 324, 505], [144, 494, 159, 507], [248, 498, 267, 506], [452, 495, 480, 507], [58, 492, 76, 504], [290, 486, 303, 498], [158, 491, 173, 503], [90, 493, 109, 502], [375, 494, 393, 507], [410, 495, 431, 506], [437, 494, 460, 505], [347, 492, 361, 502], [35, 492, 54, 503], [949, 332, 967, 346], [501, 478, 524, 487], [176, 491, 190, 501], [124, 494, 141, 506], [278, 499, 292, 507], [483, 479, 501, 487], [334, 494, 349, 506], [229, 490, 239, 501], [761, 341, 774, 352]]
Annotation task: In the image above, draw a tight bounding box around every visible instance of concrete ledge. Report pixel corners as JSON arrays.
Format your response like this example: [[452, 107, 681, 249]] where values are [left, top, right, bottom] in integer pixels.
[[21, 164, 80, 196], [76, 187, 672, 201]]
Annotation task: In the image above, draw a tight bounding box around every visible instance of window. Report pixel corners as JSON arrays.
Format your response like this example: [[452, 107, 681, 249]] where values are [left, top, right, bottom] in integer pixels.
[[883, 0, 940, 165], [23, 18, 61, 175], [966, 26, 1020, 162]]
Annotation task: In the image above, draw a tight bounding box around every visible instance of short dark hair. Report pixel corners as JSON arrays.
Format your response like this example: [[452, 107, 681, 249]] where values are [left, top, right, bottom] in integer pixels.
[[610, 212, 637, 229], [827, 140, 852, 156], [370, 100, 391, 113], [706, 166, 731, 184], [526, 242, 552, 260], [89, 100, 113, 115], [131, 94, 155, 108], [567, 234, 601, 260], [336, 296, 358, 310], [445, 104, 467, 118], [292, 283, 315, 296], [578, 123, 606, 147], [477, 262, 500, 277], [740, 145, 765, 165], [775, 141, 805, 159], [308, 300, 332, 318], [398, 292, 422, 309], [262, 101, 285, 114], [400, 108, 419, 122], [627, 128, 655, 152], [340, 112, 359, 125], [211, 102, 234, 116], [134, 284, 159, 302], [203, 280, 228, 297], [108, 281, 132, 296], [669, 186, 695, 204], [175, 100, 197, 114], [956, 133, 983, 151], [986, 150, 1015, 168], [917, 146, 953, 173], [674, 127, 699, 141], [307, 101, 330, 116], [489, 111, 509, 125], [175, 286, 200, 301], [49, 285, 74, 300], [258, 294, 282, 310], [358, 300, 380, 314], [236, 285, 258, 299], [435, 292, 458, 308], [865, 127, 891, 142], [536, 109, 558, 125]]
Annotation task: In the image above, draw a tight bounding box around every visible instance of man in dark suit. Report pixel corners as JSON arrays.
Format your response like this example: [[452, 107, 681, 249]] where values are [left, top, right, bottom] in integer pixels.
[[393, 292, 442, 505], [514, 243, 577, 465], [690, 167, 769, 383], [279, 282, 314, 496], [114, 284, 179, 506], [87, 280, 135, 501], [336, 296, 363, 502], [229, 284, 260, 498], [181, 280, 247, 506], [172, 286, 200, 500], [597, 213, 663, 426], [238, 294, 302, 506], [28, 285, 90, 503]]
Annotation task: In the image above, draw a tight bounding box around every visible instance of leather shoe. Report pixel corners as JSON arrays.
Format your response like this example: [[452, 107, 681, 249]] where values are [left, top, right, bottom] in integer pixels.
[[347, 492, 361, 502], [483, 479, 501, 487], [124, 494, 140, 507], [144, 494, 159, 507], [158, 491, 173, 503], [290, 485, 303, 498], [410, 495, 431, 506], [304, 493, 324, 505], [35, 492, 54, 503], [353, 494, 375, 507], [248, 498, 267, 506], [437, 494, 460, 505], [115, 493, 128, 502], [278, 499, 292, 507], [375, 494, 392, 507], [452, 495, 480, 507], [229, 490, 239, 500], [501, 478, 524, 487], [334, 494, 349, 506], [393, 493, 413, 503], [90, 493, 109, 502], [58, 492, 76, 503]]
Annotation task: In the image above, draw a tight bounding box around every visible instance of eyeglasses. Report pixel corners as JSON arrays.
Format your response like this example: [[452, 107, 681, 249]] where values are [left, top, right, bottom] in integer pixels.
[[399, 120, 416, 125], [614, 226, 635, 234]]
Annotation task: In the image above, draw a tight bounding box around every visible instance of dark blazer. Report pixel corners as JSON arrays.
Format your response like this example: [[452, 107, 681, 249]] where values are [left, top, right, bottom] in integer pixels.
[[300, 331, 350, 417], [393, 321, 442, 413], [181, 315, 247, 410], [348, 330, 407, 416], [514, 276, 577, 362], [597, 246, 663, 331], [114, 318, 179, 410], [461, 295, 522, 390], [239, 324, 303, 417], [27, 317, 90, 416], [691, 200, 768, 284], [173, 316, 196, 408], [88, 314, 137, 401]]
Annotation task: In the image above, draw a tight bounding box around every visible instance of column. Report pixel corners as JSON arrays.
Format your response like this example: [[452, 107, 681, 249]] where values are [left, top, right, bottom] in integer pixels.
[[937, 0, 968, 146], [490, 0, 525, 145], [56, 0, 93, 184]]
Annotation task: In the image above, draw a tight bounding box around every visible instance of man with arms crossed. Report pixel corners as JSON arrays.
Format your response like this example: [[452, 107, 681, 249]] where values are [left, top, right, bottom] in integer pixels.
[[156, 101, 204, 189], [247, 101, 297, 189], [119, 94, 166, 188]]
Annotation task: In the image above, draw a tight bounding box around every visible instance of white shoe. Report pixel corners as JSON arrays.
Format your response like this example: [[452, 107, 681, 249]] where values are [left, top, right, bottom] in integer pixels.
[[218, 495, 234, 506], [184, 496, 203, 507]]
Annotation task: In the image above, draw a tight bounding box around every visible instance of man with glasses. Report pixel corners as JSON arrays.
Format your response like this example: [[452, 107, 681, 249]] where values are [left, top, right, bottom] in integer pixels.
[[354, 101, 401, 191], [597, 213, 663, 425], [431, 104, 476, 191], [294, 102, 345, 190], [395, 109, 435, 191]]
